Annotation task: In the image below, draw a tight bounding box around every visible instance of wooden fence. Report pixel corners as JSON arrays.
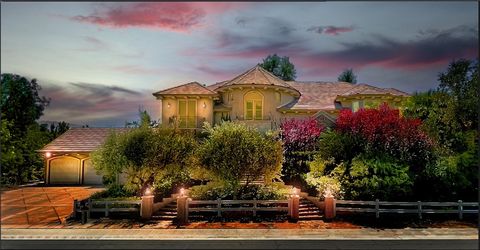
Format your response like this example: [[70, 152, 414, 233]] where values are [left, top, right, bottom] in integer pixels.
[[187, 199, 290, 217], [73, 198, 141, 219], [335, 199, 478, 219]]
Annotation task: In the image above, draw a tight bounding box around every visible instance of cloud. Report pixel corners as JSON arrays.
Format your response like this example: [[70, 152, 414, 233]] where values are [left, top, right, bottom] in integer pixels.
[[73, 36, 108, 52], [307, 25, 355, 35], [39, 82, 157, 127], [111, 65, 163, 75], [71, 2, 243, 32]]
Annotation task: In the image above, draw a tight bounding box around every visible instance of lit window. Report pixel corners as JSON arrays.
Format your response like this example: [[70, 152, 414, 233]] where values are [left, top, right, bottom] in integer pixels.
[[178, 99, 197, 128], [244, 91, 263, 120]]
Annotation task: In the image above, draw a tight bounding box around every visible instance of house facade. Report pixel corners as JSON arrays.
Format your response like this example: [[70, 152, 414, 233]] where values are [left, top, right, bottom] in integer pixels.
[[153, 65, 410, 130]]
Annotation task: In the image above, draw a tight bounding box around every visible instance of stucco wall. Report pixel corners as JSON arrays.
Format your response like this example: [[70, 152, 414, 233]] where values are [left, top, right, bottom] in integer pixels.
[[220, 87, 295, 121]]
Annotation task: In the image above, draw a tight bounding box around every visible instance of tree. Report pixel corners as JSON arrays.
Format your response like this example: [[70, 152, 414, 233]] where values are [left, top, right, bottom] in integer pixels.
[[92, 125, 196, 196], [0, 74, 51, 184], [125, 108, 158, 128], [1, 74, 50, 134], [196, 122, 283, 198], [259, 54, 297, 81], [279, 118, 324, 187], [337, 68, 357, 84], [49, 121, 70, 139]]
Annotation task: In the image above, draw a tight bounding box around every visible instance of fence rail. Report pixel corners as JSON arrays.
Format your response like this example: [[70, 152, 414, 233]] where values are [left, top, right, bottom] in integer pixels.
[[335, 199, 478, 219], [74, 198, 141, 219], [187, 199, 289, 217]]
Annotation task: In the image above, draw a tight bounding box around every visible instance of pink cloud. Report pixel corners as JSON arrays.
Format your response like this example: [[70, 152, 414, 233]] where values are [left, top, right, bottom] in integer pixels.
[[112, 65, 163, 75], [71, 2, 244, 32]]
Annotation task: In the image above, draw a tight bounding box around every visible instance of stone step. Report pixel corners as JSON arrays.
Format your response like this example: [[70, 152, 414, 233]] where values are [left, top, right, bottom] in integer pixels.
[[299, 211, 321, 216], [299, 215, 323, 220]]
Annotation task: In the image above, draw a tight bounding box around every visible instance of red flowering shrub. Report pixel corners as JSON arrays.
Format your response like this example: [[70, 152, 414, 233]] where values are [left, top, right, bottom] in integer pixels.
[[280, 117, 324, 152], [280, 118, 324, 187], [335, 103, 434, 170]]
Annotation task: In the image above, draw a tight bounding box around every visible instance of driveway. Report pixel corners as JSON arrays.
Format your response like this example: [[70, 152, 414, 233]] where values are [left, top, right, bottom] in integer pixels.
[[1, 186, 103, 228]]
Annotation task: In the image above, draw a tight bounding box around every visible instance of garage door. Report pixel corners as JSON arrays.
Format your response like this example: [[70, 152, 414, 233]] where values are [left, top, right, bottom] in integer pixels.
[[83, 158, 103, 185], [49, 157, 80, 184]]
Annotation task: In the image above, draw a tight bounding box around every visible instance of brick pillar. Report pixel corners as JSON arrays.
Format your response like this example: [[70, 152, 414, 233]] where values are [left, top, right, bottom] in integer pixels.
[[324, 196, 336, 220], [289, 195, 300, 221], [140, 195, 154, 219], [177, 196, 189, 226]]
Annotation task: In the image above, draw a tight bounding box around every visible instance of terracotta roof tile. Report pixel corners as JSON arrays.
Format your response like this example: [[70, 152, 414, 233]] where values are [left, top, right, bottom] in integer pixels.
[[282, 81, 355, 110], [38, 128, 130, 153], [153, 82, 217, 96], [214, 65, 298, 92]]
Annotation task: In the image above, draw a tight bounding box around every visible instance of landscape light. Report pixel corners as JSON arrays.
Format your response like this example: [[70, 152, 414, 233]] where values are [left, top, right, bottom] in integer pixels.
[[144, 187, 152, 196], [45, 152, 52, 158], [180, 187, 185, 197], [324, 187, 333, 198], [292, 187, 298, 197]]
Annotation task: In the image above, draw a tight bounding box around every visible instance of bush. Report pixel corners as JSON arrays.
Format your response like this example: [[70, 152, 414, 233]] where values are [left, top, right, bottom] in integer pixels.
[[189, 181, 290, 200], [279, 118, 324, 188], [195, 122, 283, 198], [90, 184, 136, 200]]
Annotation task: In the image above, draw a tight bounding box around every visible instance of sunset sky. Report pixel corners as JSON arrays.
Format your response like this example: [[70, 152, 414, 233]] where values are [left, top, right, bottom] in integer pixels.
[[1, 2, 478, 127]]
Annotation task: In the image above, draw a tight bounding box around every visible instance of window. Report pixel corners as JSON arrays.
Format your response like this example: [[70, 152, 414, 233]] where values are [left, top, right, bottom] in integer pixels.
[[178, 99, 196, 128], [244, 91, 263, 120]]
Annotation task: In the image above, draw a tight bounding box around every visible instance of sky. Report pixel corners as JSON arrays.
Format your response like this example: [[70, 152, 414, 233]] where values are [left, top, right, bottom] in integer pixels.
[[1, 2, 478, 127]]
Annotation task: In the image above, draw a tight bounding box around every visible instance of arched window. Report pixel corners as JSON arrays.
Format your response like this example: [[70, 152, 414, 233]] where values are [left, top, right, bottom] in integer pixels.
[[244, 91, 263, 120]]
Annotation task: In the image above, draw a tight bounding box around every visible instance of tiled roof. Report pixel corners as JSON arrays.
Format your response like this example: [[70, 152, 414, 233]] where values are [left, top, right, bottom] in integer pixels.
[[206, 81, 227, 91], [280, 82, 410, 111], [153, 82, 217, 96], [38, 128, 130, 153], [338, 84, 410, 97], [281, 81, 355, 110], [214, 65, 298, 92]]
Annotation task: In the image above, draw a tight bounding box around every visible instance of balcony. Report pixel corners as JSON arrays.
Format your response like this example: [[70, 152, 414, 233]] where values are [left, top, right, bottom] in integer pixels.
[[168, 116, 206, 129]]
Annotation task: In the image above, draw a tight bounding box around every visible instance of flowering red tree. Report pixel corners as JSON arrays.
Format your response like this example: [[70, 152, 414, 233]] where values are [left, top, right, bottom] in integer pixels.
[[280, 117, 324, 186], [280, 117, 324, 152], [335, 103, 434, 170]]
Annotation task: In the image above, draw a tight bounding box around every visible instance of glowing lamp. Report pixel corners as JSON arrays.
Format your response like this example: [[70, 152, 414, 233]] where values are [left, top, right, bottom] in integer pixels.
[[167, 102, 171, 108], [324, 188, 333, 198], [292, 187, 299, 197], [144, 187, 152, 196], [180, 187, 185, 197], [202, 102, 206, 108], [45, 152, 52, 158]]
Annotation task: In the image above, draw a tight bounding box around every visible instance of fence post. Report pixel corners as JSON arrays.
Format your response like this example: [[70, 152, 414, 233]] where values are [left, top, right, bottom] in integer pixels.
[[417, 201, 422, 219], [253, 198, 257, 217], [176, 195, 188, 225], [217, 198, 222, 217], [458, 200, 463, 220], [73, 199, 78, 219], [105, 202, 109, 217], [375, 199, 380, 219], [141, 194, 154, 219], [87, 198, 92, 221], [290, 194, 300, 221], [325, 196, 336, 220], [287, 198, 292, 217]]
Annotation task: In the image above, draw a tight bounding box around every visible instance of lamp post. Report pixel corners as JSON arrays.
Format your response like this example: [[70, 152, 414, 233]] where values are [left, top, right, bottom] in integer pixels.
[[324, 188, 336, 220], [289, 187, 300, 221], [177, 187, 189, 226]]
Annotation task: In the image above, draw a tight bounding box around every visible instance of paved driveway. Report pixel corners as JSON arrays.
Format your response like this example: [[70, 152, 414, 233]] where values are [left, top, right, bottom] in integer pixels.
[[1, 186, 103, 228]]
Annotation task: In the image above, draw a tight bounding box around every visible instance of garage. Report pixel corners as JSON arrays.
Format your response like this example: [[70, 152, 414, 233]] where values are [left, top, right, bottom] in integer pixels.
[[83, 158, 103, 185], [39, 128, 130, 185], [48, 156, 80, 184]]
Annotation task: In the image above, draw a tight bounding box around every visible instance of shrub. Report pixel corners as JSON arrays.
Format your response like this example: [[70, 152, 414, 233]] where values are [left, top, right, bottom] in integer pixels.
[[189, 181, 290, 200], [335, 103, 435, 172], [195, 122, 283, 198], [90, 184, 136, 200], [343, 154, 413, 201], [279, 117, 324, 189]]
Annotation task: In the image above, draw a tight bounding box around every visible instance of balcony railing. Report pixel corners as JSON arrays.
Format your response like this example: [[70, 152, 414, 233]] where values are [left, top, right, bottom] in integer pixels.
[[169, 116, 206, 129]]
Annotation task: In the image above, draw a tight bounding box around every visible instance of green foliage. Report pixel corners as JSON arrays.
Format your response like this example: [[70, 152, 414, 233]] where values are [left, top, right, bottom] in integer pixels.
[[189, 181, 290, 200], [343, 155, 413, 201], [1, 74, 50, 134], [259, 54, 297, 81], [337, 68, 357, 84], [0, 74, 54, 185], [90, 184, 137, 200], [92, 123, 196, 197], [195, 122, 283, 197], [47, 121, 70, 140]]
